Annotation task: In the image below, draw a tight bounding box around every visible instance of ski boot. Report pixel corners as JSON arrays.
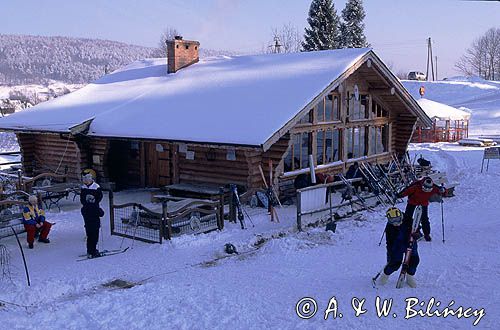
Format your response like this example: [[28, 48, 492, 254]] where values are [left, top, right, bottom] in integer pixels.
[[406, 275, 417, 288], [379, 272, 389, 285]]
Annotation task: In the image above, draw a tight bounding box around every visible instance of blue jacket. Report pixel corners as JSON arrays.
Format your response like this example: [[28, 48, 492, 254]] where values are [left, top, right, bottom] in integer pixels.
[[22, 205, 46, 225]]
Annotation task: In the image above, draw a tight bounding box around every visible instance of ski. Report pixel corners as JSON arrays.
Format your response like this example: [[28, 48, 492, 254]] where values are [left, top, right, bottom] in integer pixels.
[[77, 248, 124, 258], [338, 173, 372, 211], [77, 247, 129, 262], [396, 206, 422, 288]]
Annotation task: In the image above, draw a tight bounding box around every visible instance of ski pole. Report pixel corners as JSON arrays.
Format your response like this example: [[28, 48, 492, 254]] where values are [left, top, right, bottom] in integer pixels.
[[441, 201, 445, 243], [378, 228, 385, 246]]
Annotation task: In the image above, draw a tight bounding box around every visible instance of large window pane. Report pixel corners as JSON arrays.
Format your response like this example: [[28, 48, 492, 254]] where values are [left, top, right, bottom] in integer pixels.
[[293, 134, 301, 170], [333, 95, 340, 121], [346, 128, 353, 159], [332, 129, 340, 161], [301, 132, 311, 168], [298, 110, 312, 124], [325, 95, 332, 121], [316, 98, 325, 122], [316, 131, 325, 165]]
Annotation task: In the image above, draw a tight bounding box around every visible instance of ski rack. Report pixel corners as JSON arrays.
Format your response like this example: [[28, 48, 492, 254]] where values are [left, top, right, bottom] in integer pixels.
[[337, 173, 372, 212], [359, 163, 396, 206]]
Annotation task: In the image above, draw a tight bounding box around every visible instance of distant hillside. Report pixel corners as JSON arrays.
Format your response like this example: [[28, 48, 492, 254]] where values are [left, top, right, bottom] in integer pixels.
[[0, 34, 238, 85], [0, 34, 158, 85]]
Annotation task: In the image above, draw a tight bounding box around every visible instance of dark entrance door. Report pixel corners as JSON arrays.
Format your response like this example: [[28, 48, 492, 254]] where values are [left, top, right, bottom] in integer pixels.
[[145, 142, 172, 187], [108, 140, 131, 190]]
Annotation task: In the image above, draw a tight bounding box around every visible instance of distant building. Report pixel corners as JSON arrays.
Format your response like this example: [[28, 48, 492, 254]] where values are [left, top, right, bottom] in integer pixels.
[[412, 98, 470, 143]]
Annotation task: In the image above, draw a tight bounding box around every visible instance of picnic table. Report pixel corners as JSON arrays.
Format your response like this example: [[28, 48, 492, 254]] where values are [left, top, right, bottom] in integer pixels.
[[33, 182, 81, 211], [161, 183, 228, 201]]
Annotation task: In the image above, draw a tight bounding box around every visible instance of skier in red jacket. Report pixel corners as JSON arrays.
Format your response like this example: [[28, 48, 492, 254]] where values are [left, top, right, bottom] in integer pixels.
[[379, 177, 446, 287], [398, 177, 446, 241]]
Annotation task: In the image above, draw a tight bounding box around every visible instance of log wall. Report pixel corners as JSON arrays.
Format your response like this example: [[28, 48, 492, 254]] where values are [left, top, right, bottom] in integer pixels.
[[16, 133, 82, 180], [177, 145, 251, 188]]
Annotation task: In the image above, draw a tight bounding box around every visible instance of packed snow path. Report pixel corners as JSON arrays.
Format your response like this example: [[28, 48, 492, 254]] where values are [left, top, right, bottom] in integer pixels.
[[0, 143, 499, 329]]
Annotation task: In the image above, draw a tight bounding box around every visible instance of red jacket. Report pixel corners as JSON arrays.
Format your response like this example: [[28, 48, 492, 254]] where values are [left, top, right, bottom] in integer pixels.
[[400, 180, 444, 206]]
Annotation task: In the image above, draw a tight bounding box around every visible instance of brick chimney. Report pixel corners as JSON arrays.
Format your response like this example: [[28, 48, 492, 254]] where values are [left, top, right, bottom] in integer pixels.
[[167, 36, 200, 74]]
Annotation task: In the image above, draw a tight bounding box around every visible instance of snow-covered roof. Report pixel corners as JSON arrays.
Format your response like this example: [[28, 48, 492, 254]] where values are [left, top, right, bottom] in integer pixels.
[[0, 48, 427, 147], [416, 98, 471, 121]]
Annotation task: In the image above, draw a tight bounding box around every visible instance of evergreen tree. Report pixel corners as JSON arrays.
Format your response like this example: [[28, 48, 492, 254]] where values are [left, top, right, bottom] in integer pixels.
[[302, 0, 341, 51], [340, 0, 369, 48]]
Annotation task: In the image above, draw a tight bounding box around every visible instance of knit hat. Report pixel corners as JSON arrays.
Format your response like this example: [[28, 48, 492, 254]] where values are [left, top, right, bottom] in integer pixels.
[[422, 177, 433, 192]]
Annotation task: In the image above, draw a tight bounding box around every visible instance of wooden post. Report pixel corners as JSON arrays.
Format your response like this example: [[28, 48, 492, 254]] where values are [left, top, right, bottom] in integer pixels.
[[218, 187, 224, 230], [296, 190, 302, 231], [17, 169, 23, 192], [163, 200, 172, 240], [229, 185, 236, 223], [109, 189, 115, 235], [158, 202, 164, 244]]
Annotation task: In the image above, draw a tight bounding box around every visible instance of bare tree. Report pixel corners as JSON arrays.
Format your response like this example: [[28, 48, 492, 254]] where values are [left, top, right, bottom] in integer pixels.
[[154, 27, 181, 57], [456, 27, 500, 81], [266, 23, 302, 54]]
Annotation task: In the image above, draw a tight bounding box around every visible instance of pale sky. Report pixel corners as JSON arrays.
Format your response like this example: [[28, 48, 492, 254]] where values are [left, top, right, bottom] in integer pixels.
[[1, 0, 499, 78]]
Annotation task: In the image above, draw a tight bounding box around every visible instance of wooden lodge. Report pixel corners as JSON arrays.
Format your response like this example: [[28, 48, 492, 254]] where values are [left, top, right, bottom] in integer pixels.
[[0, 39, 432, 196]]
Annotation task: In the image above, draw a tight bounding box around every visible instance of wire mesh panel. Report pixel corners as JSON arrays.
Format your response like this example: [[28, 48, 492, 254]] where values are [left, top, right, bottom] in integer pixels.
[[0, 201, 27, 239], [111, 203, 164, 244], [168, 211, 219, 237], [109, 191, 222, 244]]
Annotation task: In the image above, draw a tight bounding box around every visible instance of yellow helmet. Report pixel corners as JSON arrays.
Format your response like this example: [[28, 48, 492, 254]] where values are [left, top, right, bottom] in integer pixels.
[[82, 168, 97, 180], [386, 207, 403, 226]]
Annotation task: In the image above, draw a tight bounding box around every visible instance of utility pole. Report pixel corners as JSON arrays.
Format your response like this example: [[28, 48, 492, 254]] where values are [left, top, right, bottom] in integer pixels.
[[435, 56, 438, 81], [426, 37, 435, 81]]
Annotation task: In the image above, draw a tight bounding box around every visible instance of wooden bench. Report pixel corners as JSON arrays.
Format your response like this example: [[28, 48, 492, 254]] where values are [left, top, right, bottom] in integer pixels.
[[0, 200, 28, 239]]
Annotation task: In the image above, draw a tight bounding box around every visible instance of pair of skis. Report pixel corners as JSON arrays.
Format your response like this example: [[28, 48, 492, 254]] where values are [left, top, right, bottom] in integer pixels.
[[372, 206, 422, 289], [76, 247, 129, 262], [230, 184, 254, 230]]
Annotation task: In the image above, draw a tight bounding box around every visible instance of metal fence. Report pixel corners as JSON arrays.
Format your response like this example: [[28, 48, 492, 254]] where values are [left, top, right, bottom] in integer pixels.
[[109, 191, 223, 244], [0, 200, 28, 239], [296, 178, 370, 231]]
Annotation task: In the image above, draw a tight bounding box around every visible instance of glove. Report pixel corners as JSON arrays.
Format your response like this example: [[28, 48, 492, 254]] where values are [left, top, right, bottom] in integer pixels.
[[439, 186, 446, 194]]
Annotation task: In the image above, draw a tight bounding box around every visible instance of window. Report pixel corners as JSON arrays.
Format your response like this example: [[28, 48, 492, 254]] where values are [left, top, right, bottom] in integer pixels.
[[371, 99, 388, 118], [284, 132, 312, 172], [285, 130, 340, 173], [346, 127, 368, 159], [298, 110, 312, 125], [325, 129, 341, 163], [369, 125, 389, 155], [316, 130, 325, 165], [349, 94, 369, 120], [316, 93, 341, 123], [315, 98, 325, 122]]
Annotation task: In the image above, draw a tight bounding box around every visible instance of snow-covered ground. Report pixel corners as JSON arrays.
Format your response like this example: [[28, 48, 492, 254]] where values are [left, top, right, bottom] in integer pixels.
[[0, 143, 499, 329], [403, 78, 500, 137]]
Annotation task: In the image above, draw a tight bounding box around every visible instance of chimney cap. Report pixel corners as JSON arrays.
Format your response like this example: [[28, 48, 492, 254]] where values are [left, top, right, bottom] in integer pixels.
[[174, 35, 183, 40]]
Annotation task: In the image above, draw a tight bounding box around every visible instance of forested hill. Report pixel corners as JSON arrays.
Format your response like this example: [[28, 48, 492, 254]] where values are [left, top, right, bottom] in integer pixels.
[[0, 34, 160, 85]]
